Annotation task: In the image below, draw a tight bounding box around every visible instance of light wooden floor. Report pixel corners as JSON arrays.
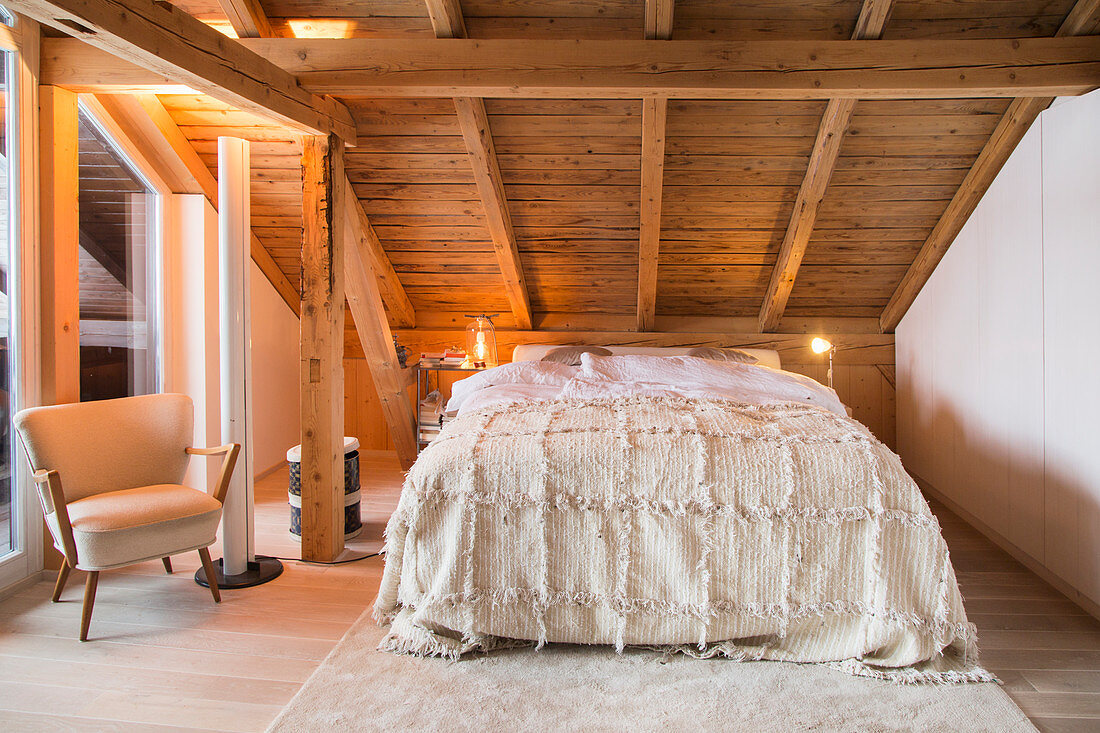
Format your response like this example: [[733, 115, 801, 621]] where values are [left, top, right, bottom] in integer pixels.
[[0, 451, 1096, 731]]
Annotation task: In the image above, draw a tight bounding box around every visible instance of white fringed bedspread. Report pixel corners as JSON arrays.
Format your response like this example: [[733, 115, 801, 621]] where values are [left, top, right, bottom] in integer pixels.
[[375, 394, 992, 683]]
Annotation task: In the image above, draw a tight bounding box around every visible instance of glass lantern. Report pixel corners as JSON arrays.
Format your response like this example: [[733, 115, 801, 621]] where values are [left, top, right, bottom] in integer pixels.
[[464, 314, 498, 368]]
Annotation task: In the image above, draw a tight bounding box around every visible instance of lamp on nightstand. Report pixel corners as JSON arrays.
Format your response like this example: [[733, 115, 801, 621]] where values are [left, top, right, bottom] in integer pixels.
[[810, 337, 836, 389], [464, 314, 499, 368]]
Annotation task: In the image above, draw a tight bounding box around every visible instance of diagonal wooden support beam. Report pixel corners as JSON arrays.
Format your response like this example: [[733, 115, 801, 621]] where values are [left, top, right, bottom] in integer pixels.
[[426, 0, 533, 330], [636, 0, 674, 331], [5, 0, 355, 142], [343, 204, 418, 470], [879, 0, 1100, 332], [343, 176, 416, 329], [757, 0, 894, 333], [92, 93, 301, 315]]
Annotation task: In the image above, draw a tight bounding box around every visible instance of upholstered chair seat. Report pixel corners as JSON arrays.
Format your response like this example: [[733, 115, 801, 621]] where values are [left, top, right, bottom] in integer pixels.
[[14, 394, 240, 641], [65, 485, 223, 570]]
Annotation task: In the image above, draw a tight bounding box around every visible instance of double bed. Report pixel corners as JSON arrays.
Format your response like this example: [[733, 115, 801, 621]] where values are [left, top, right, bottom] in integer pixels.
[[375, 346, 991, 683]]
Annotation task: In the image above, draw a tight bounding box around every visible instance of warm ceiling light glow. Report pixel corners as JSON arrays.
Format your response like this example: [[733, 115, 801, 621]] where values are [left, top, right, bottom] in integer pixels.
[[288, 19, 354, 38], [203, 20, 239, 38], [810, 337, 833, 354], [149, 85, 202, 95]]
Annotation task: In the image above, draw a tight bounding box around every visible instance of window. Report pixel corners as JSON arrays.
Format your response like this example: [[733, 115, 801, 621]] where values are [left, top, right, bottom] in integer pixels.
[[77, 107, 160, 400], [0, 5, 31, 576], [0, 15, 15, 559]]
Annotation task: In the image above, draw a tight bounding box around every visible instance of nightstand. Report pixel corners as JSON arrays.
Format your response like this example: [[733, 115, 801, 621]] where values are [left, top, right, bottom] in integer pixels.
[[414, 361, 489, 452]]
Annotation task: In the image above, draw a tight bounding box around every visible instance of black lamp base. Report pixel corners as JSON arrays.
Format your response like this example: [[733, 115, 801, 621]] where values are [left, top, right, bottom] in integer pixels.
[[194, 555, 284, 589]]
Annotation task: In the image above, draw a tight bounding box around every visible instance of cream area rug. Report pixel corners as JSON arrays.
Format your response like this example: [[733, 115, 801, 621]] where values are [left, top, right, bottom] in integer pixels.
[[268, 610, 1035, 733]]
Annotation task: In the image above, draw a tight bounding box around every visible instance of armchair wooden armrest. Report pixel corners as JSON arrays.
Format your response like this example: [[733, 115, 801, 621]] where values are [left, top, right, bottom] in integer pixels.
[[31, 468, 78, 566], [186, 444, 241, 504]]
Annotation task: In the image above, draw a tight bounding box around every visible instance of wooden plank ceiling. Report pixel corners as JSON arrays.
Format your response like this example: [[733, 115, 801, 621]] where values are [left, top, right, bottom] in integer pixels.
[[145, 0, 1092, 332]]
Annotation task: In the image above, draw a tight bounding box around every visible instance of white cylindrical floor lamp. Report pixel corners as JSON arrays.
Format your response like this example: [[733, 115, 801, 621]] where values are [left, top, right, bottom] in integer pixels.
[[195, 137, 282, 589]]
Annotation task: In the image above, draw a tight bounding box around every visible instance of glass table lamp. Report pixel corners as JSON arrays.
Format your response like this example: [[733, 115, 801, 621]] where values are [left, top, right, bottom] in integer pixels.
[[464, 314, 499, 368]]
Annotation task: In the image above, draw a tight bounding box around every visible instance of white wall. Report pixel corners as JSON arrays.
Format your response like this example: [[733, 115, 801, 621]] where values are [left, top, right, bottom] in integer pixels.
[[161, 194, 300, 480], [249, 262, 300, 475], [162, 194, 220, 492], [897, 89, 1100, 610]]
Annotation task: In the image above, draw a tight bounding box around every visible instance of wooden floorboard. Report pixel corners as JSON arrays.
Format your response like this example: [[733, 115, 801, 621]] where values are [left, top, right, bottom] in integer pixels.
[[0, 453, 1095, 730]]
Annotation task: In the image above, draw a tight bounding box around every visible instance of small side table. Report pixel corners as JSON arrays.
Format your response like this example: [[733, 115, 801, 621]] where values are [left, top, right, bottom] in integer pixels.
[[414, 361, 488, 452]]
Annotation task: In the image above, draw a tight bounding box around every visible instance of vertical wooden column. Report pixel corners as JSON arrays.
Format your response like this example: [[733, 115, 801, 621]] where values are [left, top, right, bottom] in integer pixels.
[[300, 134, 346, 562], [39, 86, 80, 406]]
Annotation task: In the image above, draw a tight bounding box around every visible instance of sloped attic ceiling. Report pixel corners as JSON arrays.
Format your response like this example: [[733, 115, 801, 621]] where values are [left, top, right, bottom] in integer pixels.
[[71, 0, 1097, 333]]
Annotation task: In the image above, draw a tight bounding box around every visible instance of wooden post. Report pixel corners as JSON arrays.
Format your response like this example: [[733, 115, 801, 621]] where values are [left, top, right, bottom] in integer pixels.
[[39, 85, 80, 406], [299, 134, 345, 562]]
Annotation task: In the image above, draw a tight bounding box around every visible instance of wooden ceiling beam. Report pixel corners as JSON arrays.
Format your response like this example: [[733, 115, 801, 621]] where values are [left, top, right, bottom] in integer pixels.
[[92, 93, 301, 315], [236, 36, 1100, 99], [879, 0, 1100, 332], [636, 0, 674, 331], [426, 0, 533, 330], [216, 0, 274, 39], [5, 0, 356, 142], [42, 36, 1100, 100], [757, 0, 894, 333]]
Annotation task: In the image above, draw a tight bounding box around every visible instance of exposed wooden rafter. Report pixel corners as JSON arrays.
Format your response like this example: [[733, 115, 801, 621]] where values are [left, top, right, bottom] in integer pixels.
[[236, 37, 1100, 99], [216, 0, 274, 39], [425, 0, 534, 331], [5, 0, 356, 142], [636, 0, 674, 331], [91, 93, 301, 315], [757, 0, 894, 333], [879, 0, 1100, 332]]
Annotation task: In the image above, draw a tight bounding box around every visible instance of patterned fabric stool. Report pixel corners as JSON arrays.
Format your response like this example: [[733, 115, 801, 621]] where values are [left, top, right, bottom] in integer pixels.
[[286, 436, 363, 541]]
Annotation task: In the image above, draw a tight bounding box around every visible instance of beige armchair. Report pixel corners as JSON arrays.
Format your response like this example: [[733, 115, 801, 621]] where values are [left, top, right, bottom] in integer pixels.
[[13, 393, 240, 641]]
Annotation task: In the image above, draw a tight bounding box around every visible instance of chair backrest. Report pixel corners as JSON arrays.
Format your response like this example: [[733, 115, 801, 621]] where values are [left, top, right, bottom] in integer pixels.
[[14, 393, 195, 502]]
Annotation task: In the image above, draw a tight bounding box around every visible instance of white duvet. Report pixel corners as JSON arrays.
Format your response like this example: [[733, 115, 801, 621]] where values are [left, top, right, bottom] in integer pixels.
[[447, 354, 846, 417]]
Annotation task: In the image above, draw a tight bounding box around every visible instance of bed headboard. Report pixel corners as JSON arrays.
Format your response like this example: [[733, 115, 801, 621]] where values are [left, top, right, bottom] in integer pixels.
[[511, 344, 782, 370]]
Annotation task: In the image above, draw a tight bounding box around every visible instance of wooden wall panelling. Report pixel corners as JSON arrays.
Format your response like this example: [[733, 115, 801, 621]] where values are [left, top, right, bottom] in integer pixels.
[[299, 134, 345, 562], [39, 85, 81, 406]]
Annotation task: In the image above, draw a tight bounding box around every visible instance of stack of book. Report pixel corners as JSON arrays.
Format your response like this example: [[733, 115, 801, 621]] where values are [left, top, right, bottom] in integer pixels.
[[419, 349, 467, 367], [418, 390, 444, 443]]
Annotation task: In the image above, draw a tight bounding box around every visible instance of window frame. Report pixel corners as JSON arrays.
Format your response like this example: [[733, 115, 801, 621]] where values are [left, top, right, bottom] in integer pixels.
[[0, 13, 44, 591], [77, 96, 169, 397]]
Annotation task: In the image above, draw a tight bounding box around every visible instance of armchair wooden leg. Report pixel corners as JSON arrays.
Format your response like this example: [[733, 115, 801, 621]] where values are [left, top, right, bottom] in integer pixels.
[[198, 547, 221, 604], [52, 560, 71, 602], [80, 571, 99, 642], [161, 556, 173, 574]]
